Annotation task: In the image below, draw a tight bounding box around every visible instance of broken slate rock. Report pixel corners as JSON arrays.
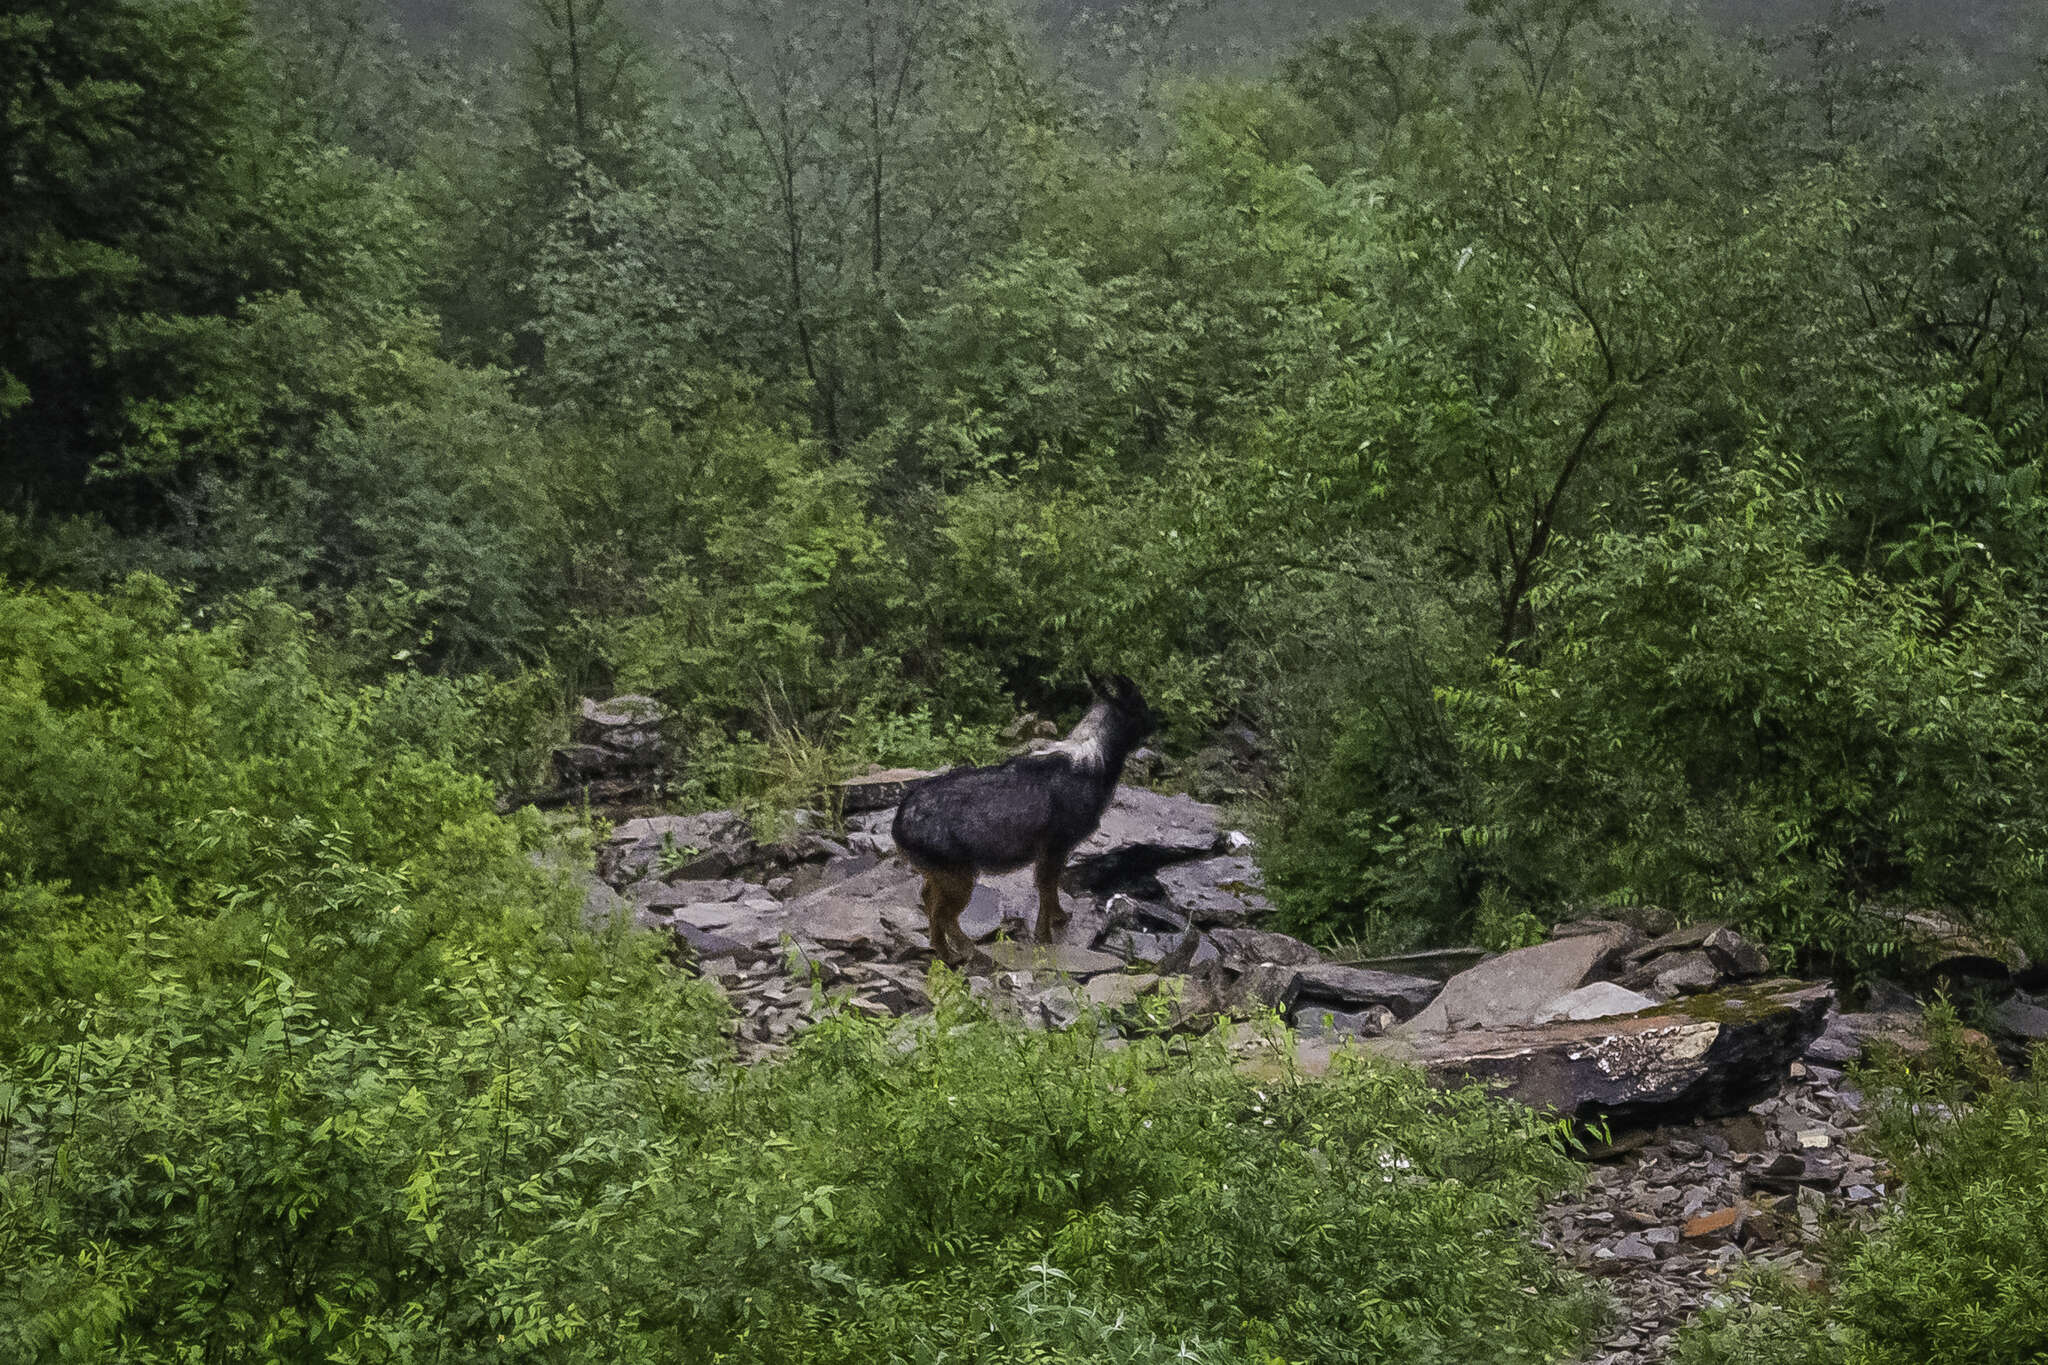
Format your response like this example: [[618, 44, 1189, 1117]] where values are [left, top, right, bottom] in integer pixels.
[[1153, 856, 1273, 927], [1402, 931, 1629, 1034], [629, 878, 764, 912], [1369, 981, 1835, 1126], [781, 862, 930, 959], [1064, 788, 1226, 890], [599, 810, 756, 884], [1650, 951, 1724, 997], [1208, 928, 1323, 972]]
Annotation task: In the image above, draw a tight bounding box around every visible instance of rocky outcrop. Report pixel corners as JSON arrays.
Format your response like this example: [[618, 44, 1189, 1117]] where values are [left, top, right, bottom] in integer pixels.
[[1859, 902, 2030, 982], [1370, 981, 1834, 1124], [572, 785, 1847, 1136]]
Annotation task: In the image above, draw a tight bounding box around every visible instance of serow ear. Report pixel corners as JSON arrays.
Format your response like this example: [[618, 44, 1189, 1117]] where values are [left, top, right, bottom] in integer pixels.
[[1086, 672, 1108, 698]]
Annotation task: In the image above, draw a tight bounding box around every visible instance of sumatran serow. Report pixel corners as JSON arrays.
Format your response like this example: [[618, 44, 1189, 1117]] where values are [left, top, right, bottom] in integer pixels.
[[892, 675, 1156, 964]]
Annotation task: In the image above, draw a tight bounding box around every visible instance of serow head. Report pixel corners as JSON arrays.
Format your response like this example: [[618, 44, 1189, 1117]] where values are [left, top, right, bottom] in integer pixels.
[[1088, 672, 1157, 739]]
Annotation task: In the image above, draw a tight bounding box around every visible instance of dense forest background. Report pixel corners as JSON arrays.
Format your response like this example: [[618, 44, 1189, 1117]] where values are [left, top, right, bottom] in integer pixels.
[[11, 0, 2048, 969], [9, 2, 2048, 1359]]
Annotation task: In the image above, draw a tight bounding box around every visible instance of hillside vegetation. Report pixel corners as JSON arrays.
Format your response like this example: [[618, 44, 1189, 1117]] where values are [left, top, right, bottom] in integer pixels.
[[5, 0, 2048, 1358]]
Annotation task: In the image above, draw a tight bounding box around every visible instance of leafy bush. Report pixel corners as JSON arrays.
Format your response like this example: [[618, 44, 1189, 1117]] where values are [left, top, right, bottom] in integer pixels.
[[1675, 1013, 2048, 1365], [1442, 466, 2048, 972], [0, 577, 1601, 1364]]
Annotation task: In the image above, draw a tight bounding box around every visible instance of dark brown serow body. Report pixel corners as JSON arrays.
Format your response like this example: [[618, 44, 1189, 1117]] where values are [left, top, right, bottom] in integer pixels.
[[891, 676, 1154, 963]]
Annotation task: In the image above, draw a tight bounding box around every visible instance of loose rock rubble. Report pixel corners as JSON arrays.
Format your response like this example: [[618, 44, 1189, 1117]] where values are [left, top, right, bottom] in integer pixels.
[[1545, 1052, 1887, 1364]]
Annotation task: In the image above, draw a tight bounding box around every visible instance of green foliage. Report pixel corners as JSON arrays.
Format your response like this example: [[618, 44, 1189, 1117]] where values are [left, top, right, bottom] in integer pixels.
[[1444, 465, 2048, 970], [0, 581, 1599, 1365], [1675, 1009, 2048, 1365]]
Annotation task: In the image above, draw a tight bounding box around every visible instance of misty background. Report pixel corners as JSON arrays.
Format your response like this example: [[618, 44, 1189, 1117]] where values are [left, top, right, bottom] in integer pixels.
[[375, 0, 2041, 80]]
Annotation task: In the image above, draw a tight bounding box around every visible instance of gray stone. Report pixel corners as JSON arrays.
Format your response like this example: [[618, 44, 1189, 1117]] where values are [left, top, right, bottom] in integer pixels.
[[599, 810, 755, 884], [1402, 931, 1628, 1034], [1208, 928, 1323, 971], [1701, 926, 1771, 979], [1989, 994, 2048, 1042], [963, 867, 1091, 943], [1154, 856, 1272, 927], [1097, 929, 1184, 964], [1064, 787, 1227, 890], [1652, 951, 1724, 996], [630, 877, 759, 910], [1099, 893, 1190, 935], [1287, 964, 1441, 1020], [781, 861, 930, 959], [576, 693, 664, 741], [1085, 973, 1163, 1009], [1539, 982, 1659, 1023]]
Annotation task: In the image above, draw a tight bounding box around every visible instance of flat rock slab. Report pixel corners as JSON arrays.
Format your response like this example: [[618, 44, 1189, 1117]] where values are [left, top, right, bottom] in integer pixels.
[[1369, 981, 1835, 1125], [1287, 964, 1441, 1020], [1401, 931, 1627, 1034], [982, 942, 1127, 976], [1064, 788, 1226, 890], [1154, 856, 1272, 927], [781, 861, 927, 942], [837, 768, 941, 814]]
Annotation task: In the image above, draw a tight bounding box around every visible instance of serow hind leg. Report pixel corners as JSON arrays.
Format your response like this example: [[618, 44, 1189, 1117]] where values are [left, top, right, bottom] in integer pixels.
[[1032, 852, 1071, 944], [925, 869, 977, 964]]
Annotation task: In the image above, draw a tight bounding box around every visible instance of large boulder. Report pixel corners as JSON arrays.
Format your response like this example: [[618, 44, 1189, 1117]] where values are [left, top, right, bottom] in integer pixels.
[[1401, 931, 1631, 1034], [1369, 981, 1835, 1125], [1064, 788, 1228, 890]]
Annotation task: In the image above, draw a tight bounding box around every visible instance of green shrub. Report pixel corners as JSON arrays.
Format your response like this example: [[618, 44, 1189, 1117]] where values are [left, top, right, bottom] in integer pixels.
[[1675, 1012, 2048, 1365], [0, 576, 1601, 1364], [1443, 466, 2048, 973]]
